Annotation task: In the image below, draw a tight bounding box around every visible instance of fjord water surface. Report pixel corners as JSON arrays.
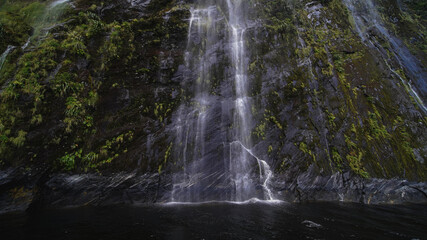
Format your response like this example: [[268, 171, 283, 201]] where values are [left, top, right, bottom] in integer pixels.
[[0, 203, 426, 239]]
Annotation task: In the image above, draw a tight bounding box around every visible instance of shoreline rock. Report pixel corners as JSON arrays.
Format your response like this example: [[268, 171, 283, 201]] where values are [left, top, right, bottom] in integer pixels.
[[1, 168, 426, 214]]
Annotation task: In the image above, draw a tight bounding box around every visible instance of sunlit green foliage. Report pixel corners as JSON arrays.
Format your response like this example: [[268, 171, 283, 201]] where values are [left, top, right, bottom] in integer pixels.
[[99, 21, 135, 70], [58, 131, 135, 172]]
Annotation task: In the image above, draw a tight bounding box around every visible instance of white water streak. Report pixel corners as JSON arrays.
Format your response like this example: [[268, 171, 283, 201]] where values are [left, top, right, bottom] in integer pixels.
[[50, 0, 69, 8], [231, 141, 274, 200], [343, 0, 426, 113], [165, 198, 283, 206], [0, 46, 15, 72], [172, 6, 219, 202], [22, 38, 31, 50]]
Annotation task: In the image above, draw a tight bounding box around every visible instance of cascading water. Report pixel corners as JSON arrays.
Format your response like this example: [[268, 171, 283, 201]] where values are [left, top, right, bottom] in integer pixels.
[[0, 46, 15, 72], [1, 0, 70, 92], [50, 0, 70, 8], [226, 0, 274, 202], [0, 0, 70, 54], [171, 0, 275, 203], [27, 0, 71, 47], [342, 0, 427, 112]]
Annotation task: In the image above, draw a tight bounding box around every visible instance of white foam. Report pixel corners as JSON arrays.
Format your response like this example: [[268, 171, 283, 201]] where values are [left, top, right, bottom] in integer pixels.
[[162, 198, 285, 206], [50, 0, 69, 8]]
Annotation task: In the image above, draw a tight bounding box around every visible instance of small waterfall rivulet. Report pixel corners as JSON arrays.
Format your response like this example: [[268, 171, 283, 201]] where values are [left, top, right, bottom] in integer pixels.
[[1, 0, 70, 92], [50, 0, 70, 8], [342, 0, 427, 113], [0, 46, 15, 73], [171, 0, 275, 202], [26, 0, 71, 48]]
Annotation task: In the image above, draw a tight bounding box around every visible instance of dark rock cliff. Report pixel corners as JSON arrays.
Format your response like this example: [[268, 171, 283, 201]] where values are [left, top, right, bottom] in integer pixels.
[[0, 0, 426, 211]]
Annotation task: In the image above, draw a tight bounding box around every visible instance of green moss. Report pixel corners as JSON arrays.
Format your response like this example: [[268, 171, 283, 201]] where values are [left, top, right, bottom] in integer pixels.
[[81, 152, 99, 170], [10, 130, 27, 148], [249, 59, 258, 73], [58, 152, 77, 171], [387, 116, 425, 179], [350, 123, 357, 134], [159, 142, 173, 174], [268, 145, 273, 154], [278, 159, 289, 173], [0, 2, 42, 50], [299, 142, 308, 154], [62, 30, 89, 58], [366, 109, 390, 141], [99, 21, 135, 70], [253, 121, 266, 140], [260, 0, 296, 38], [295, 46, 311, 59], [344, 135, 369, 178], [325, 109, 336, 128], [86, 131, 134, 171], [299, 142, 316, 163], [346, 151, 369, 178], [267, 114, 284, 130], [154, 102, 175, 125], [331, 147, 343, 171]]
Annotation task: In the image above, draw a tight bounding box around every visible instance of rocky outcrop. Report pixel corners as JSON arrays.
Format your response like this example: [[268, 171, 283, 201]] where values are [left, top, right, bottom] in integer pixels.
[[275, 165, 427, 204], [1, 167, 426, 214]]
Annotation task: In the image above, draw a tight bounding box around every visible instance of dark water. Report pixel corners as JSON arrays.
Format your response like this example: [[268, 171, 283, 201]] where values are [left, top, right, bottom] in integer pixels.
[[0, 202, 426, 240]]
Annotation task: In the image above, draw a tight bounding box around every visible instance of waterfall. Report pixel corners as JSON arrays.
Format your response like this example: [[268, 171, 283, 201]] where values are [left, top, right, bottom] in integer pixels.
[[0, 46, 15, 72], [1, 0, 70, 91], [30, 0, 71, 42], [342, 0, 427, 113], [3, 0, 72, 51], [50, 0, 70, 8], [171, 0, 275, 202]]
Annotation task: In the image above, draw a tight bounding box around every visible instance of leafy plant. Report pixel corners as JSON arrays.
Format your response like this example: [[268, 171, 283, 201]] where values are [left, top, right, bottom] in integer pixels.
[[58, 152, 77, 171]]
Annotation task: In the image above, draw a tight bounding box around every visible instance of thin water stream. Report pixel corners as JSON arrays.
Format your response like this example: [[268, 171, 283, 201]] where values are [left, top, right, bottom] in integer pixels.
[[0, 46, 15, 73], [342, 0, 427, 112], [22, 0, 71, 49], [0, 0, 70, 92]]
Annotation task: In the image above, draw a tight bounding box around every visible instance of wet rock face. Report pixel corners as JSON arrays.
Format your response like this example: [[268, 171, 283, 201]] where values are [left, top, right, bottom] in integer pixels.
[[247, 0, 427, 182], [0, 168, 39, 214], [273, 165, 427, 204], [0, 0, 190, 173], [0, 0, 426, 210], [1, 168, 425, 213]]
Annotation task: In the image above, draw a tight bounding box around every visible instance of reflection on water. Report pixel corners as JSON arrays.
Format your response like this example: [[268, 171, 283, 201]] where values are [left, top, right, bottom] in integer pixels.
[[0, 202, 426, 239]]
